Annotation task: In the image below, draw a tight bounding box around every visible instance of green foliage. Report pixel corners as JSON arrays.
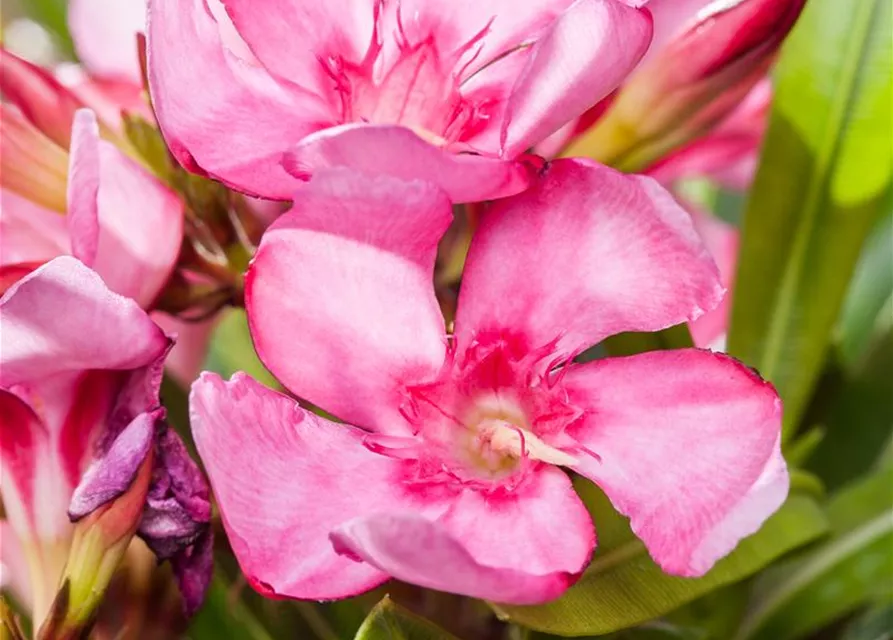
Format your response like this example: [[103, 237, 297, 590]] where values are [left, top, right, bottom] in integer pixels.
[[355, 597, 460, 640], [735, 464, 893, 640], [187, 576, 275, 640], [727, 0, 893, 440], [492, 482, 828, 636]]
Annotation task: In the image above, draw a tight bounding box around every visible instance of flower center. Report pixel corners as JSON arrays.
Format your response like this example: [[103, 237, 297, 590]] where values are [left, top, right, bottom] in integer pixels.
[[463, 413, 578, 480]]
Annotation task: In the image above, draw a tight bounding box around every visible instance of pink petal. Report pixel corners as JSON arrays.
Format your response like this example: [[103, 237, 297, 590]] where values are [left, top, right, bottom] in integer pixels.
[[147, 0, 332, 198], [640, 0, 716, 62], [646, 78, 770, 189], [283, 124, 537, 204], [246, 169, 449, 433], [56, 64, 155, 132], [455, 158, 723, 359], [0, 390, 72, 541], [67, 109, 184, 307], [687, 205, 739, 350], [0, 520, 32, 610], [377, 0, 575, 77], [219, 0, 373, 91], [0, 256, 170, 387], [151, 313, 217, 386], [501, 0, 652, 157], [0, 190, 68, 267], [0, 49, 83, 147], [189, 372, 449, 599], [331, 466, 593, 604], [563, 349, 787, 577], [68, 0, 147, 83]]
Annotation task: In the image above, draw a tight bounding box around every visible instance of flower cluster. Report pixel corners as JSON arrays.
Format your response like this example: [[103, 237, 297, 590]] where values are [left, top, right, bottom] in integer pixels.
[[1, 0, 805, 632]]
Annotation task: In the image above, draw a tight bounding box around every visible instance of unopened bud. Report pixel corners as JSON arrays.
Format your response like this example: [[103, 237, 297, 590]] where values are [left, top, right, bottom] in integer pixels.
[[37, 415, 155, 639], [567, 0, 806, 171]]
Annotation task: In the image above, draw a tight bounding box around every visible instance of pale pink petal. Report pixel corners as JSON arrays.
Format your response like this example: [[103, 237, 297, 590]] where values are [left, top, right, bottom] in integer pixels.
[[500, 0, 652, 157], [0, 49, 83, 147], [0, 256, 170, 387], [0, 391, 72, 542], [219, 0, 373, 91], [68, 0, 147, 84], [283, 124, 537, 204], [67, 109, 184, 307], [455, 158, 723, 359], [0, 191, 68, 267], [147, 0, 333, 198], [687, 205, 739, 350], [246, 169, 449, 433], [190, 372, 451, 599], [563, 349, 787, 577], [0, 520, 32, 609], [56, 64, 154, 131], [151, 313, 217, 386], [332, 466, 593, 604]]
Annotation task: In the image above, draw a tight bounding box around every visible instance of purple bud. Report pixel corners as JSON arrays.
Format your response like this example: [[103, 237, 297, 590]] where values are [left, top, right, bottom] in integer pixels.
[[138, 426, 213, 614], [68, 411, 158, 523]]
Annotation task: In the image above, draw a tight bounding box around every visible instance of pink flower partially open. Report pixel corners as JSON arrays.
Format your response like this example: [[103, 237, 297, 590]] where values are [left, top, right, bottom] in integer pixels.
[[0, 257, 212, 621], [190, 160, 787, 605], [147, 0, 653, 202]]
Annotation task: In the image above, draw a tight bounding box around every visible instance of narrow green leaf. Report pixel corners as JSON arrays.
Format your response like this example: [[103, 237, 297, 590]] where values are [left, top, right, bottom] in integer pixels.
[[806, 329, 893, 491], [837, 210, 893, 369], [354, 596, 459, 640], [735, 465, 893, 640], [727, 0, 892, 439], [493, 483, 828, 636], [840, 603, 893, 640]]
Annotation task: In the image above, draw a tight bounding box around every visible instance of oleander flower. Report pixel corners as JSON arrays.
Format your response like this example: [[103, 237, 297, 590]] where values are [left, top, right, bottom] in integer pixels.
[[146, 0, 653, 202], [0, 257, 212, 626], [190, 159, 787, 605]]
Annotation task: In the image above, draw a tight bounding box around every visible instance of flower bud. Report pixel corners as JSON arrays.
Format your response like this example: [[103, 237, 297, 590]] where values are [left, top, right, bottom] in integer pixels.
[[37, 414, 155, 639], [566, 0, 806, 171]]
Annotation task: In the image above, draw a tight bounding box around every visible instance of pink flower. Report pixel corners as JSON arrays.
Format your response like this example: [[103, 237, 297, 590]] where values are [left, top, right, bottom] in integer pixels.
[[190, 160, 787, 604], [0, 257, 212, 623], [146, 0, 653, 202]]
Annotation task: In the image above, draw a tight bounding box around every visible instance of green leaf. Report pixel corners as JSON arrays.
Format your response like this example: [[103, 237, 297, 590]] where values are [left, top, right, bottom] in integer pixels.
[[603, 324, 693, 358], [187, 575, 275, 640], [354, 596, 459, 640], [837, 210, 893, 369], [727, 0, 893, 440], [806, 329, 893, 491], [492, 481, 828, 636], [734, 465, 893, 640], [204, 308, 278, 388], [840, 603, 893, 640]]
